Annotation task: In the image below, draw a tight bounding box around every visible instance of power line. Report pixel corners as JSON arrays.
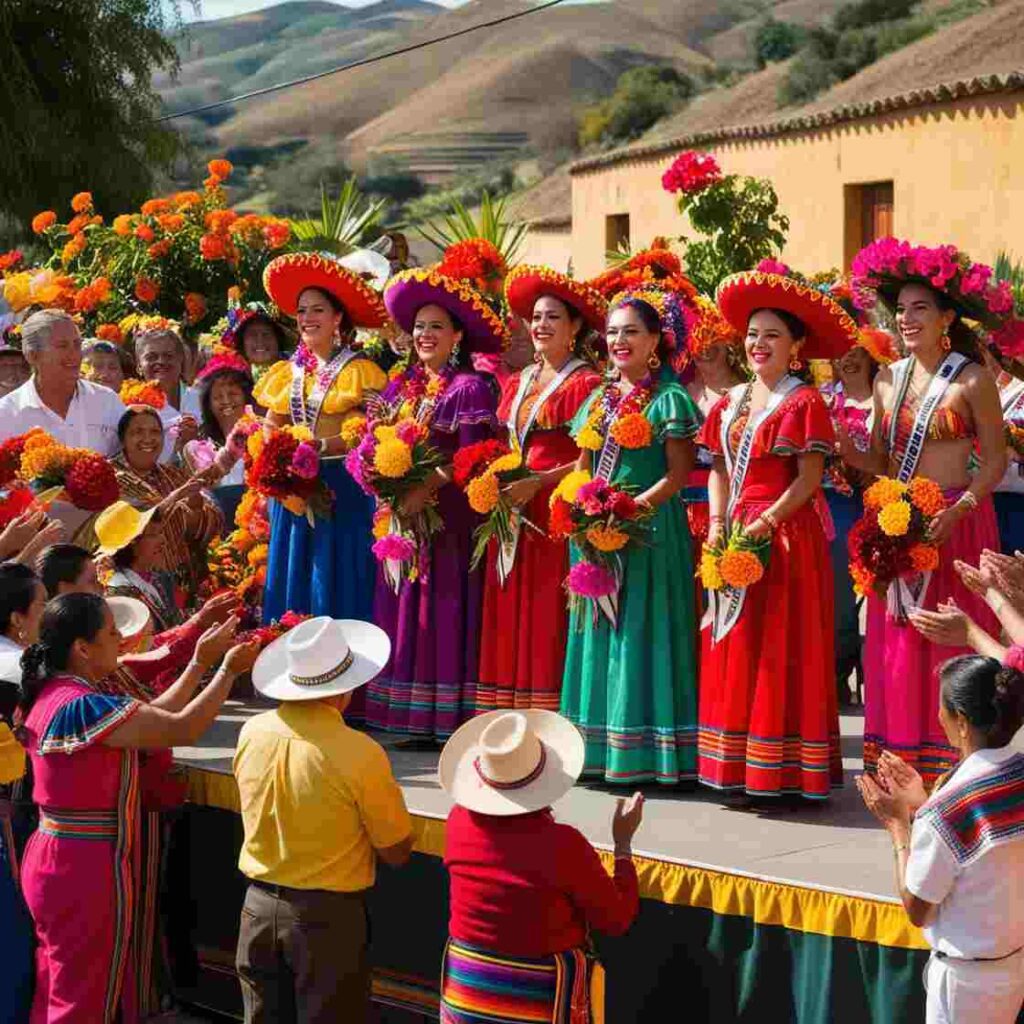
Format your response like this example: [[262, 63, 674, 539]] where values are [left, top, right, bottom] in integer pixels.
[[157, 0, 568, 123]]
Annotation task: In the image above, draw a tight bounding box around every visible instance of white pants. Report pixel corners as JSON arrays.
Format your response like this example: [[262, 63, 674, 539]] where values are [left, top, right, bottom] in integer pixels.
[[925, 951, 1024, 1024]]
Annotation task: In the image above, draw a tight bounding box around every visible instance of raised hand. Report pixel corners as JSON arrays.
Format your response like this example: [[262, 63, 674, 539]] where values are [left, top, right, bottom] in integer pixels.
[[611, 791, 644, 851], [193, 616, 239, 671], [223, 640, 261, 676], [877, 750, 928, 814], [909, 601, 970, 646]]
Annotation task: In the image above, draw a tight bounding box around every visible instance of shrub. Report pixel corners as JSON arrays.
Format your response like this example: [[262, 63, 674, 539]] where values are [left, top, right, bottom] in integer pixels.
[[753, 18, 803, 67]]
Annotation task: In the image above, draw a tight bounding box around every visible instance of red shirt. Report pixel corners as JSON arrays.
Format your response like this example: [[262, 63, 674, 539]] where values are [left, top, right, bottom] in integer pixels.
[[444, 805, 639, 957]]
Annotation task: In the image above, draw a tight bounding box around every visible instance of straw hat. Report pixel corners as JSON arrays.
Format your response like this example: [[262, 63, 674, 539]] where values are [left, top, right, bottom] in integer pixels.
[[94, 501, 158, 557], [251, 616, 391, 702], [107, 596, 151, 646], [438, 710, 585, 816]]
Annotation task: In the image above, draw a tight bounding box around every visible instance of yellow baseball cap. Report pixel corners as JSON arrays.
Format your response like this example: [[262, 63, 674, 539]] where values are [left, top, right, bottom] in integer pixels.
[[94, 501, 158, 556]]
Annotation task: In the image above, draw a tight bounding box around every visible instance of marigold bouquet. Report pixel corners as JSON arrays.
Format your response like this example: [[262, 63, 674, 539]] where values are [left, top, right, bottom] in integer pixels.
[[548, 471, 652, 628], [246, 424, 333, 523], [17, 429, 119, 511], [453, 439, 536, 569], [847, 476, 947, 599], [119, 379, 167, 409], [699, 524, 772, 592], [201, 489, 271, 613]]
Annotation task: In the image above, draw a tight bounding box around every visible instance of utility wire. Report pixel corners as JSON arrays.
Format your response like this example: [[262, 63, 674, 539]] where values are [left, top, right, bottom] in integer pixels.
[[158, 0, 568, 122]]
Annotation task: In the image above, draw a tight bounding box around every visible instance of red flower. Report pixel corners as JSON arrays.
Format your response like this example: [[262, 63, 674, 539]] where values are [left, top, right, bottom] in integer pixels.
[[0, 250, 23, 274], [96, 323, 123, 343], [661, 150, 722, 195], [134, 277, 159, 304], [64, 454, 119, 511], [548, 497, 575, 538], [0, 485, 36, 528], [0, 435, 29, 487], [184, 292, 207, 324], [147, 240, 171, 260], [200, 234, 229, 261], [453, 439, 507, 489], [608, 491, 639, 520], [134, 223, 155, 242]]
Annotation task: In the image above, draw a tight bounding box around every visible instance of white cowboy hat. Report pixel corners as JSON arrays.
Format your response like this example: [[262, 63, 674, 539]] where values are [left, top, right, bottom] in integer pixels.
[[251, 616, 391, 702], [106, 596, 151, 644], [438, 710, 585, 816]]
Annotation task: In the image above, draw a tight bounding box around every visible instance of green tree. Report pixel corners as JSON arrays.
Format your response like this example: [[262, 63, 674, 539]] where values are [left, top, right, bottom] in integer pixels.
[[834, 0, 916, 32], [753, 18, 803, 67], [578, 66, 694, 147], [0, 1, 186, 235]]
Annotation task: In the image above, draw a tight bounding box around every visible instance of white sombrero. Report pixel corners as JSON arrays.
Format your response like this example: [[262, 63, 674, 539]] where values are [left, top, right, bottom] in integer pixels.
[[438, 710, 585, 816], [107, 596, 151, 642], [251, 616, 390, 702]]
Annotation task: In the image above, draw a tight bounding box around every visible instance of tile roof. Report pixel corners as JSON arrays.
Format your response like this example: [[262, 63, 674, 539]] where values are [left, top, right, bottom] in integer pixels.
[[570, 70, 1024, 174]]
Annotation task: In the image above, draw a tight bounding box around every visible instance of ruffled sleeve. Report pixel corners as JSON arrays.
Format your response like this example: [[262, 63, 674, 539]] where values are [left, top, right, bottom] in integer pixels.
[[697, 394, 730, 455], [648, 381, 703, 442], [322, 357, 388, 417], [765, 387, 835, 456], [431, 372, 498, 436], [38, 693, 140, 755], [251, 360, 293, 416]]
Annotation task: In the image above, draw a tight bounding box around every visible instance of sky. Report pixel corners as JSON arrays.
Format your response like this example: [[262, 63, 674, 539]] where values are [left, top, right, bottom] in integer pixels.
[[178, 0, 463, 20]]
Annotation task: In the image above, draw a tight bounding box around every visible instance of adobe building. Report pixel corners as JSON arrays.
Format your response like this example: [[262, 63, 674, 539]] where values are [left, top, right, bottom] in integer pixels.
[[527, 72, 1024, 279]]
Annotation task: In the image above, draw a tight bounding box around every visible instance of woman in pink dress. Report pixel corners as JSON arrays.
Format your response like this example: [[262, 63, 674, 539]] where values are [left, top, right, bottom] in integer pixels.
[[845, 240, 1013, 785], [18, 594, 257, 1023]]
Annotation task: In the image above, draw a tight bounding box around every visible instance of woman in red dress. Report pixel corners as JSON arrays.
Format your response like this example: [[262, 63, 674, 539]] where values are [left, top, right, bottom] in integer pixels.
[[697, 271, 859, 801], [474, 267, 605, 712]]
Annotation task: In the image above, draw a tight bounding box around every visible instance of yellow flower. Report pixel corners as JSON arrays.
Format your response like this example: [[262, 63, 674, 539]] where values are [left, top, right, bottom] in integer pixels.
[[3, 272, 31, 313], [288, 425, 314, 443], [878, 499, 912, 537], [466, 473, 500, 514], [586, 524, 628, 552], [247, 432, 264, 460], [374, 424, 398, 443], [247, 543, 269, 567], [341, 415, 367, 451], [372, 509, 391, 540], [488, 451, 523, 475], [864, 477, 907, 510], [576, 425, 603, 451], [551, 469, 591, 506], [373, 438, 413, 478], [699, 550, 724, 590], [228, 528, 255, 553]]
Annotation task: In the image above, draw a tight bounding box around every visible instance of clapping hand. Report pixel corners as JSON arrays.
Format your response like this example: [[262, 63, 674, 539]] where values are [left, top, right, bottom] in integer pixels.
[[0, 509, 46, 559], [909, 599, 970, 646], [856, 773, 910, 833], [953, 558, 991, 597], [15, 517, 66, 566], [193, 591, 240, 631], [980, 549, 1024, 609], [877, 750, 928, 815]]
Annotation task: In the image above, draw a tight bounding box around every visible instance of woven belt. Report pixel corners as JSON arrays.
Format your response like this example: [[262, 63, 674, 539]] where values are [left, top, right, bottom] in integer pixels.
[[39, 808, 118, 841]]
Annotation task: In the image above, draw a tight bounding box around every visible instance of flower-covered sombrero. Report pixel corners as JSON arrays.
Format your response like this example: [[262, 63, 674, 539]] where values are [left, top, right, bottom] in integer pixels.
[[504, 264, 608, 332], [220, 302, 292, 352], [384, 267, 509, 355], [263, 251, 388, 327], [717, 270, 860, 361]]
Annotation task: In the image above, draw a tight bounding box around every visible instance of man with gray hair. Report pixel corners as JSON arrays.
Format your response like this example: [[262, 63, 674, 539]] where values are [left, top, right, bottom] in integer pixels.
[[0, 309, 125, 454]]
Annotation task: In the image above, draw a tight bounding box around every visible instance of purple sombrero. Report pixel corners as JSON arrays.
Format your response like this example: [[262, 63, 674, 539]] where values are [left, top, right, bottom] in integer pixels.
[[384, 268, 509, 354]]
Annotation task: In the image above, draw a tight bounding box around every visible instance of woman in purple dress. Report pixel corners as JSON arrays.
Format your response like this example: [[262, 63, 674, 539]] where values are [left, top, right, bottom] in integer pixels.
[[364, 267, 505, 741]]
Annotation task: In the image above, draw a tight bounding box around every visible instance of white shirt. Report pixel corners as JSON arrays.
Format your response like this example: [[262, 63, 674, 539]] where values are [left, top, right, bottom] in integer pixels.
[[0, 634, 23, 684], [156, 384, 202, 464], [905, 745, 1024, 959], [0, 377, 125, 456]]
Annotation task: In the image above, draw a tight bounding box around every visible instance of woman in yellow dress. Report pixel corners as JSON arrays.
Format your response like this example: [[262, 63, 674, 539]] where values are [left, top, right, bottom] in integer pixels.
[[255, 252, 389, 623]]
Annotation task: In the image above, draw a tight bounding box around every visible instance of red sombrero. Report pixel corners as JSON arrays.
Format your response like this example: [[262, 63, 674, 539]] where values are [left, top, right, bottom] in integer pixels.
[[717, 271, 859, 361], [263, 252, 388, 328], [384, 268, 509, 355], [504, 264, 608, 332]]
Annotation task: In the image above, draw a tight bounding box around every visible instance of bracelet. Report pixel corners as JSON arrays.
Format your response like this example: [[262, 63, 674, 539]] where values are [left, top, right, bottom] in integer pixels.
[[759, 510, 779, 531], [955, 491, 979, 514]]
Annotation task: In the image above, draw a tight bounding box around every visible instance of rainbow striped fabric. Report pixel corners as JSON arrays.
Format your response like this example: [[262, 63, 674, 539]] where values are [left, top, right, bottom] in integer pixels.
[[918, 754, 1024, 866], [440, 939, 594, 1023]]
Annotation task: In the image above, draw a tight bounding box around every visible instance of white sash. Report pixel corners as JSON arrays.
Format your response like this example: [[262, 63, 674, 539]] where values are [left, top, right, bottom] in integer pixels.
[[594, 375, 647, 483], [497, 359, 587, 586], [289, 347, 361, 432], [1001, 378, 1024, 418], [705, 375, 803, 645], [885, 353, 968, 620]]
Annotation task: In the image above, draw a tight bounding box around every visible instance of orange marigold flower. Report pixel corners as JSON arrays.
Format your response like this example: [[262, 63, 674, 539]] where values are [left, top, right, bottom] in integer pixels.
[[134, 276, 159, 304], [73, 277, 112, 313], [207, 158, 233, 180], [70, 191, 93, 213], [61, 233, 87, 264], [112, 214, 134, 236], [262, 219, 291, 249], [140, 198, 171, 217], [609, 413, 653, 450], [466, 473, 500, 514], [864, 476, 907, 510], [205, 209, 238, 234], [134, 223, 155, 243], [66, 214, 90, 236], [586, 524, 628, 552], [719, 548, 765, 589], [184, 293, 207, 324], [156, 213, 185, 233], [148, 240, 171, 260], [96, 323, 123, 343], [173, 191, 202, 209], [908, 477, 946, 518], [32, 211, 57, 234], [227, 285, 242, 303], [200, 233, 228, 261], [909, 543, 941, 573]]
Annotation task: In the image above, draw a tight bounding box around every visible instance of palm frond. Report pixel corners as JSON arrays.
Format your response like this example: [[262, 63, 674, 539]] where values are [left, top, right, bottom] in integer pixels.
[[604, 238, 633, 267], [289, 178, 386, 255], [417, 191, 527, 264]]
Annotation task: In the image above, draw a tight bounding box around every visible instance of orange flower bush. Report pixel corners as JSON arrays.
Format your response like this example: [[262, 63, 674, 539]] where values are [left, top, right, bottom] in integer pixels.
[[70, 192, 93, 213], [134, 277, 159, 304]]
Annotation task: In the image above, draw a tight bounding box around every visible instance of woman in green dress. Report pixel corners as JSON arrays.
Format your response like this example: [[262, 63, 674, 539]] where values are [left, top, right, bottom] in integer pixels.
[[561, 287, 702, 785]]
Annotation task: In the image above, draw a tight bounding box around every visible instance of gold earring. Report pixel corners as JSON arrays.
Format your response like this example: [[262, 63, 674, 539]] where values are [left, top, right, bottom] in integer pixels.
[[789, 356, 803, 371], [647, 353, 661, 370]]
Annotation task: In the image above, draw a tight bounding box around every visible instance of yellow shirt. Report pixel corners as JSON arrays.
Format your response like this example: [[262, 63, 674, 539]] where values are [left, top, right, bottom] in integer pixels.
[[234, 702, 412, 892], [0, 722, 25, 785], [252, 357, 387, 419]]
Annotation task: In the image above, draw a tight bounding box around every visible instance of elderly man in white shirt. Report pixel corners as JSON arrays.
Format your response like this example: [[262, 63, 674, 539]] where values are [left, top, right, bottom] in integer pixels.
[[858, 654, 1024, 1024], [134, 327, 202, 463], [0, 310, 125, 455]]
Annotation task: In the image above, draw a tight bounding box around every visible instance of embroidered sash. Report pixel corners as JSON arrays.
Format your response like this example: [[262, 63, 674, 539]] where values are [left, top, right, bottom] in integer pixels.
[[497, 359, 587, 585], [1001, 378, 1024, 418], [918, 754, 1024, 867], [289, 347, 361, 432], [706, 375, 802, 644], [885, 353, 968, 620]]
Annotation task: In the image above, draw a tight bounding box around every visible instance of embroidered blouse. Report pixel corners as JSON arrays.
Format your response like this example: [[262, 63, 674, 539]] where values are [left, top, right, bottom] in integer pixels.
[[253, 358, 387, 422]]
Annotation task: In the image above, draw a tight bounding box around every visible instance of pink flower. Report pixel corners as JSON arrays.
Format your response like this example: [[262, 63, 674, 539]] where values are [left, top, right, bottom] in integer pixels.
[[372, 533, 416, 562], [567, 561, 617, 599], [186, 439, 217, 470], [290, 442, 319, 480], [661, 150, 722, 195], [988, 280, 1015, 316], [991, 319, 1024, 359], [959, 264, 991, 296], [345, 441, 374, 496], [755, 258, 791, 277], [395, 420, 423, 446]]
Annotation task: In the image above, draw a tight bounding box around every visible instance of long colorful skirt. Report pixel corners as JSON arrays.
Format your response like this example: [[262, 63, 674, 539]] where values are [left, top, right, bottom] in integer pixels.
[[863, 496, 1001, 785], [262, 459, 376, 624], [698, 502, 843, 799], [440, 938, 601, 1024], [560, 498, 698, 785]]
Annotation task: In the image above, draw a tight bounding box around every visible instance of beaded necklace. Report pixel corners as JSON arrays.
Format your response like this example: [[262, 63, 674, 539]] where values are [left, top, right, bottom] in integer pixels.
[[581, 372, 656, 445], [392, 362, 455, 424]]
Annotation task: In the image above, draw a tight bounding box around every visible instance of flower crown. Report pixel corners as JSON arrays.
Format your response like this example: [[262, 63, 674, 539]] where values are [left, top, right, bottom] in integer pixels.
[[611, 287, 692, 373], [198, 351, 251, 381]]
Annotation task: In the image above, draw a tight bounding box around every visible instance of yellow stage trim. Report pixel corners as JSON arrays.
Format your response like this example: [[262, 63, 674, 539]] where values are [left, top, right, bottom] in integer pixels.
[[182, 766, 927, 953]]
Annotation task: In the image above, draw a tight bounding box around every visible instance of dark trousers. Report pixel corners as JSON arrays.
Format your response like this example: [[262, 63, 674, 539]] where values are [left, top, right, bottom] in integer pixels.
[[236, 881, 370, 1024]]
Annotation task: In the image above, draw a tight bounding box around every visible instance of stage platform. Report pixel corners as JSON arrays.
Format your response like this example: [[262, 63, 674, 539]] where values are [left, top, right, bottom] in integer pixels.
[[170, 700, 936, 1024]]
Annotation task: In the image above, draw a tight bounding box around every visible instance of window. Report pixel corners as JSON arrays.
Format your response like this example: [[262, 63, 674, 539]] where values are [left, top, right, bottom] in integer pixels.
[[844, 181, 893, 269], [605, 214, 630, 261]]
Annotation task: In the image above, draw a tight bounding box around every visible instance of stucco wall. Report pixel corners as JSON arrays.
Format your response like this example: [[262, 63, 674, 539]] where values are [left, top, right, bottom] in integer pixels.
[[520, 224, 573, 272], [569, 93, 1024, 279]]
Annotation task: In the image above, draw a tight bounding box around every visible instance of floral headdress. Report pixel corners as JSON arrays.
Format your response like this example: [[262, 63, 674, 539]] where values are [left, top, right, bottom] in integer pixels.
[[220, 301, 289, 353], [610, 286, 693, 375], [850, 238, 1024, 360], [197, 350, 252, 382], [590, 242, 699, 308], [688, 294, 742, 360]]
